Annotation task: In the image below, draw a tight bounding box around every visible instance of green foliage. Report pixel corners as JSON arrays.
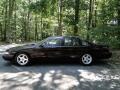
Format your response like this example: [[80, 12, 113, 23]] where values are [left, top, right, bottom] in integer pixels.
[[29, 0, 49, 15], [0, 0, 119, 49], [89, 26, 120, 49]]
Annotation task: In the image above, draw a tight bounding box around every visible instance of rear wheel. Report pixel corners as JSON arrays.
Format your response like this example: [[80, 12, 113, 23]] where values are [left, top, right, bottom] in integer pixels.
[[81, 54, 93, 65], [14, 53, 30, 66]]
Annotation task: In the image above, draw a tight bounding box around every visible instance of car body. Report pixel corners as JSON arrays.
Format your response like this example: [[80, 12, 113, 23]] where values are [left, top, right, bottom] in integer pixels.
[[2, 36, 112, 66]]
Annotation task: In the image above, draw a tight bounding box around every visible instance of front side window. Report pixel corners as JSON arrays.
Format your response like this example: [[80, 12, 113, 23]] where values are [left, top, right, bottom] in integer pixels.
[[64, 37, 72, 46]]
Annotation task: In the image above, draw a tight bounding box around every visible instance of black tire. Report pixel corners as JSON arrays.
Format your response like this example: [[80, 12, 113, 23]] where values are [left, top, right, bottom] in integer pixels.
[[14, 53, 30, 66], [80, 53, 93, 65]]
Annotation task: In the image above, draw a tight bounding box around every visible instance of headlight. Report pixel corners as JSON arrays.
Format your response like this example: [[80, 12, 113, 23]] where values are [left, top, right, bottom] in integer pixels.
[[4, 51, 16, 54], [10, 52, 16, 54], [4, 52, 9, 54]]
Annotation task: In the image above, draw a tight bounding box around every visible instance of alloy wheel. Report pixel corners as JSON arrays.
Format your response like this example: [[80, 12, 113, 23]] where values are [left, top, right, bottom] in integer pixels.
[[16, 53, 29, 66], [81, 54, 93, 65]]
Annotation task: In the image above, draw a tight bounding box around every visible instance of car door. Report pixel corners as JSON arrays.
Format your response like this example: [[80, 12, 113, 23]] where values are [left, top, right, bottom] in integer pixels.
[[38, 37, 64, 58], [62, 37, 82, 58]]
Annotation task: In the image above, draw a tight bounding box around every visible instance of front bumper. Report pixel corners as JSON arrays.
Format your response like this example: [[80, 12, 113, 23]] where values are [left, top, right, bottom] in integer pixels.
[[2, 54, 14, 61]]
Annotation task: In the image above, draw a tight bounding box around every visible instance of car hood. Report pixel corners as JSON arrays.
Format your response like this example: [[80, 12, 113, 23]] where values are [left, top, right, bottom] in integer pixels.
[[6, 43, 37, 52]]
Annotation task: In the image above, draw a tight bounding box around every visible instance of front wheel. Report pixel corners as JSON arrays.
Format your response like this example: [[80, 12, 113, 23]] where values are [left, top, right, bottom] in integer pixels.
[[14, 53, 30, 66], [81, 54, 93, 65]]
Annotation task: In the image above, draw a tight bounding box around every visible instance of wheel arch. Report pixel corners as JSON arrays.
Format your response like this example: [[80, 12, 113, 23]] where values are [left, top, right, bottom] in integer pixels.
[[14, 51, 31, 59], [80, 50, 94, 58]]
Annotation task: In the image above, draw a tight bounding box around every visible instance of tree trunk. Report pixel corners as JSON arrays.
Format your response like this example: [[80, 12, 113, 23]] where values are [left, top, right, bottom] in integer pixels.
[[35, 15, 38, 41], [57, 0, 62, 35], [87, 0, 93, 40], [21, 13, 27, 42], [24, 16, 27, 41], [74, 0, 80, 36], [116, 0, 120, 25], [0, 23, 2, 41], [7, 0, 15, 42], [118, 11, 120, 26], [14, 0, 17, 42], [92, 0, 97, 28], [27, 0, 31, 41], [3, 0, 8, 42], [40, 15, 43, 40]]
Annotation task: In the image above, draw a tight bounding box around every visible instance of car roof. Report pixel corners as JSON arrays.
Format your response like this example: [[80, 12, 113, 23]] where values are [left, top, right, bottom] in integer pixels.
[[48, 36, 80, 39]]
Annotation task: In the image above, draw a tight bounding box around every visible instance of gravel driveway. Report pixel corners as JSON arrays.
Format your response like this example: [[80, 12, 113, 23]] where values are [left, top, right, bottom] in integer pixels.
[[0, 44, 120, 90]]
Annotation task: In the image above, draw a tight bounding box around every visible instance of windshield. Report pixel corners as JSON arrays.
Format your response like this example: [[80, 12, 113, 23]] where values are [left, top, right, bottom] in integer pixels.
[[36, 38, 49, 46]]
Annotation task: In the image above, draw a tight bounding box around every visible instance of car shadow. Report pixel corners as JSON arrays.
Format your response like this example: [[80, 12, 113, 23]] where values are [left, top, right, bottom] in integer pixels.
[[28, 58, 111, 66]]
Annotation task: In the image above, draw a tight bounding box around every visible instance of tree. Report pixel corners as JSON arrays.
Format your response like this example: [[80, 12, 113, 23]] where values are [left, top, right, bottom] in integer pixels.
[[117, 0, 120, 25], [74, 0, 80, 35], [0, 0, 119, 48], [57, 0, 63, 35], [87, 0, 93, 40]]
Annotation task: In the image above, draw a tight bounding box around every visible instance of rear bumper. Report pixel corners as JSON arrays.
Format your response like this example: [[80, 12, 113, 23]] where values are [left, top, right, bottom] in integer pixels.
[[2, 54, 14, 61], [99, 52, 112, 59]]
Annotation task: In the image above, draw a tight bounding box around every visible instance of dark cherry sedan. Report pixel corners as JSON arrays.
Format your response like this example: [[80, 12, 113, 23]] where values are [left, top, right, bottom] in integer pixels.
[[2, 36, 112, 66]]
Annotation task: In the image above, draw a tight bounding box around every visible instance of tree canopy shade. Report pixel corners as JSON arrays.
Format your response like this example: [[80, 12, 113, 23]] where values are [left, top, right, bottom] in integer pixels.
[[0, 0, 120, 49]]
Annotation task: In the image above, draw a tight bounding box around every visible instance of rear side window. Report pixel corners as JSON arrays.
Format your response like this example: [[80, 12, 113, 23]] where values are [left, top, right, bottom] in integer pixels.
[[82, 41, 91, 46], [42, 38, 63, 47], [64, 37, 82, 46]]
